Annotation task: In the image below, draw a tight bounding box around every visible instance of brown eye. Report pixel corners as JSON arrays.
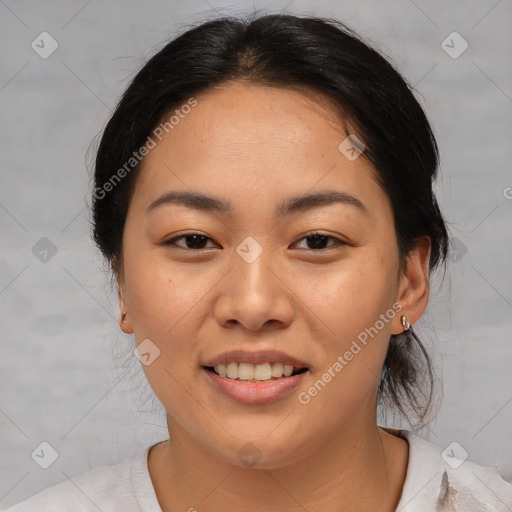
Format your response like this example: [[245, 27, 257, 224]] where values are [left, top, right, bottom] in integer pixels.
[[164, 233, 216, 250], [293, 232, 345, 251]]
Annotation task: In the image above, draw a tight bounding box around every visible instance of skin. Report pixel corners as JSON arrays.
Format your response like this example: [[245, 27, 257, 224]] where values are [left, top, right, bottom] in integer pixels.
[[117, 81, 431, 512]]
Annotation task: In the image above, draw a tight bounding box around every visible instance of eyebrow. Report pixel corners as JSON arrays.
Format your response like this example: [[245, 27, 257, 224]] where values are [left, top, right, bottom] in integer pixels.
[[146, 189, 368, 217]]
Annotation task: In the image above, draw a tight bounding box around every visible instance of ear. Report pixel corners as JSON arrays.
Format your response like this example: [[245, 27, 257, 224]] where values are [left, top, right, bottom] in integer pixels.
[[391, 236, 431, 335], [118, 281, 134, 334]]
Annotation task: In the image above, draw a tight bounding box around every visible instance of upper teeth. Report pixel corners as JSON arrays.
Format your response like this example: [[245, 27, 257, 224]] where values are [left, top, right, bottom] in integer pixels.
[[214, 362, 298, 381]]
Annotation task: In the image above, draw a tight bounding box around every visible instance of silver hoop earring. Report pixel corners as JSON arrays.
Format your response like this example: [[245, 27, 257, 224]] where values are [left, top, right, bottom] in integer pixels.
[[400, 315, 411, 332]]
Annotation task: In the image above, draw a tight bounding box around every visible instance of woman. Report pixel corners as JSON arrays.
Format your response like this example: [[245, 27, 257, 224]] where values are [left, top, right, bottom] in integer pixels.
[[6, 13, 512, 512]]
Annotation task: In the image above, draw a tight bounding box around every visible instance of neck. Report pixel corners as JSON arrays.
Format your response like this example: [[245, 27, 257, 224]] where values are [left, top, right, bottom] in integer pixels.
[[148, 416, 409, 512]]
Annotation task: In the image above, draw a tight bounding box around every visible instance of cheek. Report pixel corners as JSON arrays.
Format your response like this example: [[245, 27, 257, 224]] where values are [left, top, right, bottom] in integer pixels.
[[122, 248, 200, 338], [301, 250, 398, 341], [294, 255, 397, 418], [125, 256, 204, 401]]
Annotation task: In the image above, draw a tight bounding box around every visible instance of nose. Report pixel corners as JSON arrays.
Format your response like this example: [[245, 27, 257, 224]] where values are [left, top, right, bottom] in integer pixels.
[[213, 244, 295, 332]]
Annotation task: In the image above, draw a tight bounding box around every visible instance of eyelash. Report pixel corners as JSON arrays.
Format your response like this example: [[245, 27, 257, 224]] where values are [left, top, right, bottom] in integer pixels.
[[163, 231, 346, 251]]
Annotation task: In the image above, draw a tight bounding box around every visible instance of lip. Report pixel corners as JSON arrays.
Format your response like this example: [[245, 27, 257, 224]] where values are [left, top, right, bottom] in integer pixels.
[[202, 349, 309, 368], [202, 367, 309, 405]]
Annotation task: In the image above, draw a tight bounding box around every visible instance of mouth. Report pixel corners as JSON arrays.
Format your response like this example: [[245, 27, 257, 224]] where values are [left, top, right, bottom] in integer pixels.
[[201, 352, 310, 404], [204, 362, 309, 382], [201, 350, 310, 404]]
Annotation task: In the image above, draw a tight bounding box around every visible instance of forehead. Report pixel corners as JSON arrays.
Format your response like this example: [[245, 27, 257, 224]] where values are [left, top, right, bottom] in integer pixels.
[[173, 81, 350, 158], [131, 81, 385, 218]]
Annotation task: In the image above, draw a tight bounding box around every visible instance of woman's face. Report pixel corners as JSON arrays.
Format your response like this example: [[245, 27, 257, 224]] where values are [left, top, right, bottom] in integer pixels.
[[119, 82, 426, 468]]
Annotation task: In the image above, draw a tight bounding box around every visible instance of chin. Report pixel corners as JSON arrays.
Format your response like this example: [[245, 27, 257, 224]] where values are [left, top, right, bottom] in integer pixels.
[[209, 429, 314, 470]]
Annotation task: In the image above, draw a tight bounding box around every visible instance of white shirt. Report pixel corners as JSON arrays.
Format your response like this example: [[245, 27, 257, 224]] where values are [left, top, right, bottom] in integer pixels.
[[4, 429, 512, 511]]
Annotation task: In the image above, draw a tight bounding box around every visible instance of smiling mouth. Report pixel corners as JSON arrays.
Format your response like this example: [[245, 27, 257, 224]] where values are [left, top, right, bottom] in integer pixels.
[[204, 362, 309, 382]]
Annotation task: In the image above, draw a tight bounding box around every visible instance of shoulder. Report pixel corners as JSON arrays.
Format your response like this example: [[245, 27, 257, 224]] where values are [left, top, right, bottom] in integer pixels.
[[3, 445, 161, 512], [389, 428, 512, 512]]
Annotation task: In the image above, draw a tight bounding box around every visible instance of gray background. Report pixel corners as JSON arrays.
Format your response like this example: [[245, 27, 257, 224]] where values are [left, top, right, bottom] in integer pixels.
[[1, 0, 511, 507]]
